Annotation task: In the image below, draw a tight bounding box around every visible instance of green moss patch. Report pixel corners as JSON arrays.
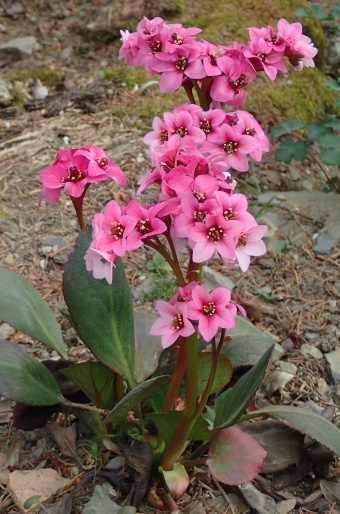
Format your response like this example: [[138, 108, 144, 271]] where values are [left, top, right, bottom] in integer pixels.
[[3, 68, 63, 87]]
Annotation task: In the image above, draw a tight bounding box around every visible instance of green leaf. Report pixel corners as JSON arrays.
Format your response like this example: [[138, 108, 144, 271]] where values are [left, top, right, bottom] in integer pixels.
[[23, 496, 42, 509], [147, 411, 211, 444], [276, 240, 292, 254], [308, 4, 330, 20], [324, 117, 340, 130], [134, 310, 164, 383], [222, 316, 280, 368], [295, 7, 312, 17], [197, 353, 232, 395], [63, 228, 136, 386], [319, 133, 340, 148], [306, 121, 332, 141], [0, 340, 64, 405], [0, 267, 67, 357], [320, 148, 340, 165], [270, 119, 306, 138], [214, 346, 273, 431], [323, 79, 340, 92], [275, 139, 308, 163], [61, 362, 116, 410], [104, 375, 170, 425], [243, 406, 340, 456]]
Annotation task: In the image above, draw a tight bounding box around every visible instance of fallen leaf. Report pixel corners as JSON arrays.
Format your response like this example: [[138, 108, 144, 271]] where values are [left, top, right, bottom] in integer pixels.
[[239, 482, 279, 514], [0, 400, 12, 423], [263, 369, 295, 395], [124, 441, 152, 508], [7, 468, 71, 514], [320, 479, 340, 505], [49, 421, 77, 458], [240, 420, 304, 473]]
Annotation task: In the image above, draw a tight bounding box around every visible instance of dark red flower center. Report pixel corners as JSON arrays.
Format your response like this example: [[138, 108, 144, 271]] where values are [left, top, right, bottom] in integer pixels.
[[223, 141, 238, 154], [96, 157, 108, 169], [172, 313, 184, 330], [111, 221, 124, 240], [223, 207, 237, 220], [175, 126, 188, 138], [150, 40, 162, 53], [171, 33, 183, 45], [237, 235, 247, 247], [199, 118, 211, 133], [207, 225, 223, 242], [175, 57, 188, 71], [136, 219, 152, 234], [203, 301, 216, 316], [66, 165, 85, 183], [194, 210, 207, 223]]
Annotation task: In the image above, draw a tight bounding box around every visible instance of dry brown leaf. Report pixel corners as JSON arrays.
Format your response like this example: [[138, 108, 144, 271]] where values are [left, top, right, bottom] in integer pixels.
[[49, 421, 77, 459]]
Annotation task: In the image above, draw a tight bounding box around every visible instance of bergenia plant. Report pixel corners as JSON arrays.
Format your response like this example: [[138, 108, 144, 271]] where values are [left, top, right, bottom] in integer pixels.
[[1, 15, 339, 510]]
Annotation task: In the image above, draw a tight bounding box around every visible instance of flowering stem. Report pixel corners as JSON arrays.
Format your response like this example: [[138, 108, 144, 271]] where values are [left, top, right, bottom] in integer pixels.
[[162, 337, 187, 412], [182, 78, 197, 105], [164, 230, 185, 284], [144, 238, 186, 286], [70, 184, 90, 230], [161, 331, 198, 470], [186, 251, 202, 283]]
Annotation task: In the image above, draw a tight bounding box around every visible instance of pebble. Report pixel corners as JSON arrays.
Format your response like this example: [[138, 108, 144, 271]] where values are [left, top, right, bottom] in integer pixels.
[[201, 266, 235, 291], [325, 348, 340, 384], [0, 323, 15, 339], [304, 332, 318, 341], [300, 343, 323, 361], [317, 377, 330, 396], [312, 233, 337, 256]]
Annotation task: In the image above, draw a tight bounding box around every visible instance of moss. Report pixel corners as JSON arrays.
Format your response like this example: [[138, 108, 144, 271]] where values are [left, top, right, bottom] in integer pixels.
[[2, 68, 63, 87], [104, 65, 151, 89]]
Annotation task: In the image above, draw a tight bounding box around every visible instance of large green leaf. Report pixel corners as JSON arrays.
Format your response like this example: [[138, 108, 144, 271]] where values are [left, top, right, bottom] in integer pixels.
[[104, 375, 170, 425], [270, 119, 306, 138], [222, 316, 281, 368], [242, 406, 340, 456], [0, 267, 67, 357], [63, 228, 136, 386], [133, 310, 163, 383], [147, 411, 211, 444], [0, 340, 64, 406], [197, 353, 232, 395], [61, 362, 116, 410], [214, 346, 273, 431]]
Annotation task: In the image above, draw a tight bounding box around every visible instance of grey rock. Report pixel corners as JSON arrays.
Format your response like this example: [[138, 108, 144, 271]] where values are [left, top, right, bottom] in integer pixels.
[[313, 233, 337, 256], [0, 323, 15, 339], [202, 266, 235, 291], [304, 332, 318, 341], [301, 343, 323, 361], [328, 41, 340, 67], [258, 191, 340, 239], [325, 347, 340, 384], [83, 484, 120, 514], [0, 78, 12, 106], [0, 36, 40, 62]]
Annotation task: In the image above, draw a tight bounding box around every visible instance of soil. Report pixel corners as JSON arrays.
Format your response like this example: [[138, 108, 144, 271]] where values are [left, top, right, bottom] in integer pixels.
[[0, 1, 339, 513]]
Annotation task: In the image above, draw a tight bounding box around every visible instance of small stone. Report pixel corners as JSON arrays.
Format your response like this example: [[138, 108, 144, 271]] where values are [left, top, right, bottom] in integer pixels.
[[0, 78, 13, 106], [325, 348, 340, 384], [0, 323, 15, 339], [83, 484, 120, 514], [277, 361, 297, 375], [304, 332, 318, 341], [317, 377, 330, 396], [281, 338, 294, 352], [312, 233, 337, 256], [300, 343, 323, 361], [201, 266, 235, 291], [0, 36, 40, 62]]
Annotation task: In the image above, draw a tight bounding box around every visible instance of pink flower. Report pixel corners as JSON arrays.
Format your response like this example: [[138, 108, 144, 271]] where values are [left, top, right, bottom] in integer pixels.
[[190, 214, 242, 262], [163, 110, 206, 144], [234, 224, 268, 271], [234, 110, 269, 162], [214, 191, 256, 230], [203, 124, 258, 172], [95, 200, 137, 256], [151, 46, 206, 92], [150, 300, 195, 348], [74, 144, 127, 186], [125, 198, 168, 248], [143, 115, 169, 149], [84, 246, 117, 284], [187, 285, 235, 341], [174, 192, 218, 238], [277, 19, 318, 70], [39, 151, 90, 201]]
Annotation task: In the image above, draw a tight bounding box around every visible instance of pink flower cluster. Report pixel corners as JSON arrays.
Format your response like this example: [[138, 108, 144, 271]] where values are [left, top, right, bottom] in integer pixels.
[[141, 103, 269, 177], [39, 144, 127, 203], [84, 104, 268, 283], [150, 282, 245, 347], [119, 16, 317, 102]]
